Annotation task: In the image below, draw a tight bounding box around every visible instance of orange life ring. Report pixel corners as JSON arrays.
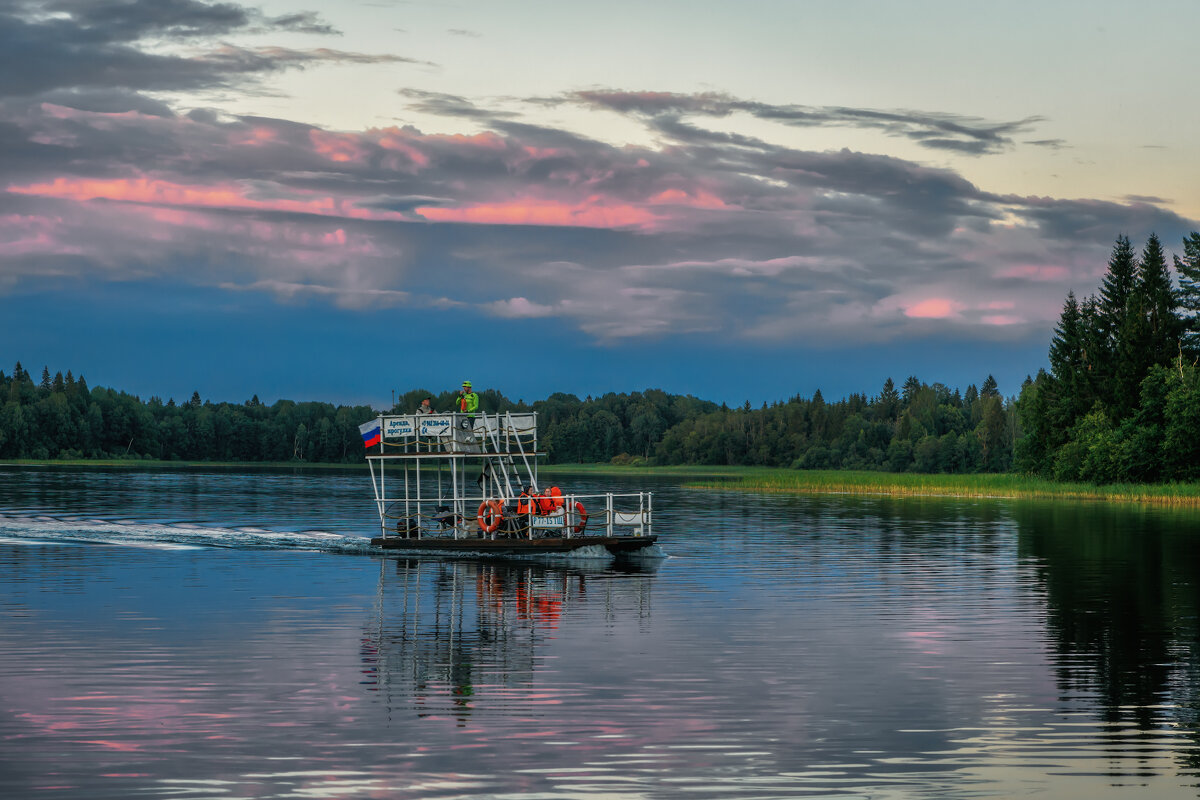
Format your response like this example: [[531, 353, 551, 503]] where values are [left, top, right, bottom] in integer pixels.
[[572, 501, 588, 534], [477, 500, 503, 534]]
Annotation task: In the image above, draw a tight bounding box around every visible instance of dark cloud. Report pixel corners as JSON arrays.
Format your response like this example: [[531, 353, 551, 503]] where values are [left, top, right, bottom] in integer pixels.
[[1013, 196, 1193, 244], [560, 90, 1042, 156], [1, 11, 1195, 351], [43, 0, 256, 38], [1026, 138, 1067, 150], [399, 89, 510, 120], [0, 0, 411, 103], [38, 88, 177, 117]]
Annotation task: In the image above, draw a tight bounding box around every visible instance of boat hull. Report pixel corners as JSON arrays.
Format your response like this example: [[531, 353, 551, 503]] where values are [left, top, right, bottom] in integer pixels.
[[370, 534, 657, 556]]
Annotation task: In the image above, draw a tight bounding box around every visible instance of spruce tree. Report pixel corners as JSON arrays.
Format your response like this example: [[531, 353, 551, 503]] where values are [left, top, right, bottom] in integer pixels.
[[1138, 233, 1182, 366], [1047, 291, 1094, 429], [1098, 235, 1138, 345], [1048, 292, 1081, 382], [1113, 289, 1151, 420], [1175, 231, 1200, 357], [875, 378, 899, 422], [1077, 295, 1104, 409], [1104, 234, 1184, 420]]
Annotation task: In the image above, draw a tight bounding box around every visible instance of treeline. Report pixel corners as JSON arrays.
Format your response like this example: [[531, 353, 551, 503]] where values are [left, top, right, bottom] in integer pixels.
[[655, 376, 1017, 472], [1016, 233, 1200, 482], [0, 366, 378, 462], [0, 361, 1018, 472]]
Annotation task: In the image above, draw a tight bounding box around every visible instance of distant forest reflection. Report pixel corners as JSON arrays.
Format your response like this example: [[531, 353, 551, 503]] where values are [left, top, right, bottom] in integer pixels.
[[1016, 503, 1200, 753]]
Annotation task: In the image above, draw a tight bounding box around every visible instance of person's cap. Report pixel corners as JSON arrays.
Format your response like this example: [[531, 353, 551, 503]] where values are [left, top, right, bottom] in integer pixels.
[[462, 380, 472, 387]]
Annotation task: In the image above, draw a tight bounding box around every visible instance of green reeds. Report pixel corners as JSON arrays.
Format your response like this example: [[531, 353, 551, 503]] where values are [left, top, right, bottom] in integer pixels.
[[682, 468, 1200, 507]]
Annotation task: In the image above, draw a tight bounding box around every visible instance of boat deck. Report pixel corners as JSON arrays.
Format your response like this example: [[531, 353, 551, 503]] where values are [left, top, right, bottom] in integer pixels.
[[371, 534, 657, 556]]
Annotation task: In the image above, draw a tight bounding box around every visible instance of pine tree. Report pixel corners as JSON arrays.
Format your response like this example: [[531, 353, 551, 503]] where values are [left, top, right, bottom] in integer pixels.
[[1138, 233, 1182, 366], [875, 378, 899, 422], [1077, 295, 1104, 408], [980, 374, 999, 398], [1098, 234, 1138, 347], [1048, 292, 1081, 381], [1015, 370, 1056, 475], [1175, 231, 1200, 357]]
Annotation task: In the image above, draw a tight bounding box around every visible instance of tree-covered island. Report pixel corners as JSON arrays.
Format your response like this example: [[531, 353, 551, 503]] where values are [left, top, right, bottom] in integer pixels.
[[3, 232, 1198, 492]]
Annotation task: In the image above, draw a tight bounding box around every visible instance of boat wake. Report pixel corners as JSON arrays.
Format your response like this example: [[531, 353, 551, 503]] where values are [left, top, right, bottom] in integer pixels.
[[0, 512, 375, 554]]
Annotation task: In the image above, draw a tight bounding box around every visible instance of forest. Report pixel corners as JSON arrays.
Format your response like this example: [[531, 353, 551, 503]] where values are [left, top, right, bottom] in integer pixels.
[[2, 231, 1197, 481], [0, 364, 1019, 473], [1016, 233, 1200, 482]]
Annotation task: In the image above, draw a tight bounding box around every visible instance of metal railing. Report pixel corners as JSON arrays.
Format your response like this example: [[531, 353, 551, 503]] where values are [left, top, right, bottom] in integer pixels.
[[377, 489, 652, 541], [365, 410, 652, 542]]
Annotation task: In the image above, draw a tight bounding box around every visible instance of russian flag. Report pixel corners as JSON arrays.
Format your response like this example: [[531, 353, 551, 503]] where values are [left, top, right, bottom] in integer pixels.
[[359, 418, 382, 448]]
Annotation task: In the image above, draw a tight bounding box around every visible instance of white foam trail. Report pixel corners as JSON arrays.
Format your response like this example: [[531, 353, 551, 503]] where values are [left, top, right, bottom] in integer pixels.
[[625, 543, 669, 560], [0, 513, 374, 554]]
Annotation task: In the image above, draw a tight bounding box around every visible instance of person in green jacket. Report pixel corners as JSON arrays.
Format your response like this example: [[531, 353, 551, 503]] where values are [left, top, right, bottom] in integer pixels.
[[456, 380, 479, 415]]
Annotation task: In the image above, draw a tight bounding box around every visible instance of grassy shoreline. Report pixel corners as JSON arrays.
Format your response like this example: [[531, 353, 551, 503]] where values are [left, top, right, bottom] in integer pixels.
[[4, 460, 1199, 507], [543, 464, 1200, 507], [685, 468, 1200, 507]]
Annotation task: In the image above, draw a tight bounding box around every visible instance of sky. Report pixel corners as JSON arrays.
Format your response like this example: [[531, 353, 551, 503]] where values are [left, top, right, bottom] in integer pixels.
[[2, 0, 1199, 409]]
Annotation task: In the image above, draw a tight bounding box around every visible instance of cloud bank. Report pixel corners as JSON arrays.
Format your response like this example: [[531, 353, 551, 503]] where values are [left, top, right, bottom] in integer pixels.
[[1, 0, 1195, 354]]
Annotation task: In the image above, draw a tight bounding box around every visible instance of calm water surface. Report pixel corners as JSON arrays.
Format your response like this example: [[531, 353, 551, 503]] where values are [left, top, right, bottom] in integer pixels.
[[2, 466, 1200, 799]]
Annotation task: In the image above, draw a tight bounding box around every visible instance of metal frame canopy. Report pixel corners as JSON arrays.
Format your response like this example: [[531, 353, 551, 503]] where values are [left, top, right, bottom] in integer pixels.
[[364, 410, 653, 545]]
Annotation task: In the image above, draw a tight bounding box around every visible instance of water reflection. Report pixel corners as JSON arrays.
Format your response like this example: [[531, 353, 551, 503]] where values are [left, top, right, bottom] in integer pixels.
[[362, 558, 658, 724], [7, 468, 1200, 798], [1015, 502, 1200, 776]]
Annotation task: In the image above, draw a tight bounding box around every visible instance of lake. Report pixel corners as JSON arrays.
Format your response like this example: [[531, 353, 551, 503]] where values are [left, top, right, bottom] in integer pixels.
[[2, 465, 1200, 799]]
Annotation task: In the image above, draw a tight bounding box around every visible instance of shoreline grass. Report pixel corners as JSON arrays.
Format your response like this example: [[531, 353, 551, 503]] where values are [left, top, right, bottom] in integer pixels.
[[542, 464, 1200, 507], [678, 468, 1200, 507]]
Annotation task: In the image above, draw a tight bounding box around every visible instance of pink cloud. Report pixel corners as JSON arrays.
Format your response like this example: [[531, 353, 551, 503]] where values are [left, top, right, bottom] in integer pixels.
[[376, 132, 430, 169], [485, 297, 557, 318], [232, 125, 281, 147], [981, 314, 1026, 326], [648, 188, 726, 209], [417, 197, 658, 229], [996, 263, 1070, 281], [8, 177, 405, 223], [309, 130, 369, 164], [0, 214, 72, 255], [904, 298, 962, 319]]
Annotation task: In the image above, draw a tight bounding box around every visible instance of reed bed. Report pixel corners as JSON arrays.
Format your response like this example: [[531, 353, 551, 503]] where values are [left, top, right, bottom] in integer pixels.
[[682, 468, 1200, 507]]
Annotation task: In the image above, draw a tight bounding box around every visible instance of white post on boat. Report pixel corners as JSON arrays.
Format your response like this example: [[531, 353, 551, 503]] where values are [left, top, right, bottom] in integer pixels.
[[571, 493, 578, 539], [647, 492, 652, 538], [607, 492, 614, 537], [368, 458, 385, 539], [450, 447, 460, 539], [400, 452, 409, 528]]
